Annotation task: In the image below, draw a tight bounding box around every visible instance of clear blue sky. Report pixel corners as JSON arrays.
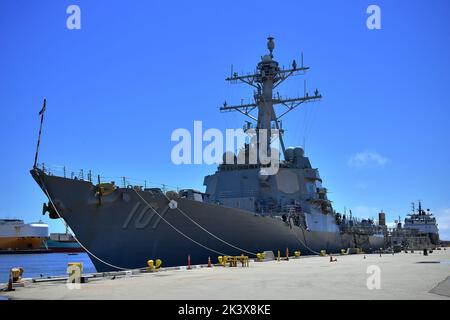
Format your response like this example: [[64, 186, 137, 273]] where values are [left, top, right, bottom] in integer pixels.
[[1, 0, 449, 238]]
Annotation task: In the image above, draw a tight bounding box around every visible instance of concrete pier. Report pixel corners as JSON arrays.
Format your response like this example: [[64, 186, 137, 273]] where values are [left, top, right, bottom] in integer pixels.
[[2, 250, 450, 300]]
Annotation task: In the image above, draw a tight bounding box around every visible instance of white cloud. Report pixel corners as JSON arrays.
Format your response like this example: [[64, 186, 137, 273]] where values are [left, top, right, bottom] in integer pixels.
[[348, 151, 388, 168]]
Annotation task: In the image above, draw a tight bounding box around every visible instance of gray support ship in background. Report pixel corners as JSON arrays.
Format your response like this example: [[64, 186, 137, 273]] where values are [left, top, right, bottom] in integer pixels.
[[31, 38, 385, 272], [389, 201, 440, 251]]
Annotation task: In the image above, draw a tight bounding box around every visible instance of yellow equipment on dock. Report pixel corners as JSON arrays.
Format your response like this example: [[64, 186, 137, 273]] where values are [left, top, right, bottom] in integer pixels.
[[67, 262, 83, 273], [217, 255, 249, 267], [256, 252, 265, 262], [10, 267, 24, 283], [320, 250, 327, 256], [147, 259, 162, 271], [294, 251, 301, 258]]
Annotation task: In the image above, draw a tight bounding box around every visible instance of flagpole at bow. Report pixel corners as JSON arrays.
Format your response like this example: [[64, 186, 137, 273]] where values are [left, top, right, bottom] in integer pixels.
[[33, 98, 47, 169]]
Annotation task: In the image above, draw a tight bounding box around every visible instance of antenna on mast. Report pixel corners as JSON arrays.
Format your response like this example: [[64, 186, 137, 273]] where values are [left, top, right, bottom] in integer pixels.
[[267, 36, 275, 57], [221, 37, 322, 163]]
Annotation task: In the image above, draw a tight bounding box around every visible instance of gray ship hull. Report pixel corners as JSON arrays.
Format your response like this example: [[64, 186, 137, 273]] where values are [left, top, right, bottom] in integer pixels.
[[32, 169, 384, 272]]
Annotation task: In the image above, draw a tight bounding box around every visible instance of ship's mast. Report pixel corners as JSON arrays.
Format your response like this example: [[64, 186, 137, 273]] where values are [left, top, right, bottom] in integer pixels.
[[221, 37, 322, 161]]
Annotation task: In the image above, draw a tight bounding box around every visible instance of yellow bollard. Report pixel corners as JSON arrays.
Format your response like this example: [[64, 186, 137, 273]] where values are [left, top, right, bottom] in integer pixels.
[[277, 250, 281, 261], [68, 262, 83, 274], [320, 250, 326, 256], [10, 267, 24, 283], [256, 252, 266, 262], [155, 259, 162, 269], [240, 255, 249, 267], [221, 256, 228, 267], [147, 259, 154, 270], [294, 251, 301, 258]]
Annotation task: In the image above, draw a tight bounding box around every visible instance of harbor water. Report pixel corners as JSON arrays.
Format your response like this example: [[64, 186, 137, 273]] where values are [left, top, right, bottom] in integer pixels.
[[0, 253, 96, 283]]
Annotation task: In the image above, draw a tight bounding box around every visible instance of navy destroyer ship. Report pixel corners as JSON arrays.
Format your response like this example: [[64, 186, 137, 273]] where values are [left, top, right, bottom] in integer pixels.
[[31, 38, 385, 271]]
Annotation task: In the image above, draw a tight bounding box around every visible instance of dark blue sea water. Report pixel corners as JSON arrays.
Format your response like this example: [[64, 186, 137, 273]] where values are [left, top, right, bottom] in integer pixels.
[[0, 253, 96, 283]]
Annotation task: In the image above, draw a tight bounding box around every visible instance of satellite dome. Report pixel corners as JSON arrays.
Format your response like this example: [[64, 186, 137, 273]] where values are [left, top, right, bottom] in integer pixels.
[[294, 147, 304, 159], [262, 54, 272, 62]]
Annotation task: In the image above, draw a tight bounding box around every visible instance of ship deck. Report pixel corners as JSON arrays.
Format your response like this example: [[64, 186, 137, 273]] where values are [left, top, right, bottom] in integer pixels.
[[2, 249, 450, 300]]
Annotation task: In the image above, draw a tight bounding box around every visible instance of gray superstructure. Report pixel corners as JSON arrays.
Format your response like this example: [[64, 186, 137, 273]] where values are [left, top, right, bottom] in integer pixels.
[[404, 201, 439, 244], [31, 38, 385, 272], [389, 201, 440, 250]]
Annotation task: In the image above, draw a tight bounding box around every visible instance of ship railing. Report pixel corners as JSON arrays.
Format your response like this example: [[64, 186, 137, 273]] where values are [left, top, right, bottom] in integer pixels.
[[35, 163, 188, 193], [218, 190, 258, 198]]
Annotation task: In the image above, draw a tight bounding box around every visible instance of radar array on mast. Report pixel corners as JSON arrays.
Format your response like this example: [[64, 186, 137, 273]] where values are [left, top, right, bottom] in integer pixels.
[[220, 37, 322, 157]]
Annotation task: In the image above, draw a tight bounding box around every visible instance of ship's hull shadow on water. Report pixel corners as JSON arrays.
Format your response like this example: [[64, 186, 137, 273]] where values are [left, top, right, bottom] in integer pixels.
[[32, 171, 384, 272]]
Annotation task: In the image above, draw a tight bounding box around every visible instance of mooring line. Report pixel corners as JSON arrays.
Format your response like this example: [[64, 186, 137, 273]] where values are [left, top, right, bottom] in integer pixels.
[[41, 183, 132, 270], [161, 193, 257, 256], [133, 189, 231, 257], [293, 225, 322, 255]]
